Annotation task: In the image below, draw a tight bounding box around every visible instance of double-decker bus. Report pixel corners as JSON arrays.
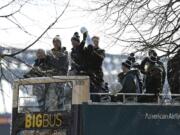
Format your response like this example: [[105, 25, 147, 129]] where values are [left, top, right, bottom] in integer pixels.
[[11, 76, 180, 135]]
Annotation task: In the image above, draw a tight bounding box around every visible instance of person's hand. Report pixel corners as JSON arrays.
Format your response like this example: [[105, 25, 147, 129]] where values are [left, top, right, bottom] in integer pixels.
[[83, 32, 88, 41]]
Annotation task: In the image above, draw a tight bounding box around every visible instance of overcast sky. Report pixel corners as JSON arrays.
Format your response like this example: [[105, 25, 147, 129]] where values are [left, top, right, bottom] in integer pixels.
[[0, 0, 130, 55]]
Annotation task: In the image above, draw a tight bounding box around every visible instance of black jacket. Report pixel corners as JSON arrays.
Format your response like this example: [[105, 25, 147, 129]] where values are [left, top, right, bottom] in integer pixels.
[[145, 63, 163, 94], [121, 71, 136, 93], [34, 56, 55, 71], [167, 53, 180, 94], [24, 56, 56, 78], [70, 41, 86, 74], [140, 57, 165, 94], [85, 46, 105, 70], [50, 47, 69, 75], [85, 45, 105, 84]]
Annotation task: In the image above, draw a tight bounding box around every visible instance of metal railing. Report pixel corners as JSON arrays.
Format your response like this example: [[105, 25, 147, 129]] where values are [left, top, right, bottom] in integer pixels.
[[90, 93, 180, 105]]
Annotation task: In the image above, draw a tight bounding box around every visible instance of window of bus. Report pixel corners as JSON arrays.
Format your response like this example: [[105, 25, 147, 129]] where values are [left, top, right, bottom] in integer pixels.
[[18, 82, 72, 113]]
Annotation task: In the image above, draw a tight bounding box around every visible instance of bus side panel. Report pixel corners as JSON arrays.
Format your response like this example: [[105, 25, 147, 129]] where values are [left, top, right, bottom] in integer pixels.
[[81, 104, 180, 135], [72, 105, 83, 135], [11, 108, 20, 135]]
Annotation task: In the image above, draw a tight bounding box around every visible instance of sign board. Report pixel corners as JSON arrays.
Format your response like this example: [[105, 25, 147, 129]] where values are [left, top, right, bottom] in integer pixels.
[[82, 104, 180, 135]]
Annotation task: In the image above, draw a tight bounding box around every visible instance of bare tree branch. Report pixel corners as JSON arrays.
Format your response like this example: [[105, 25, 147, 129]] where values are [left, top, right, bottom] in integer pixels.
[[89, 0, 180, 57], [2, 0, 70, 58]]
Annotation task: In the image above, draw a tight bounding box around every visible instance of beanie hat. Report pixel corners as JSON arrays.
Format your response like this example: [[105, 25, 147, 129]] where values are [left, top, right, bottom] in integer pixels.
[[149, 52, 158, 63], [148, 49, 157, 57], [127, 53, 135, 63], [53, 35, 61, 42], [122, 60, 132, 69], [71, 32, 80, 42]]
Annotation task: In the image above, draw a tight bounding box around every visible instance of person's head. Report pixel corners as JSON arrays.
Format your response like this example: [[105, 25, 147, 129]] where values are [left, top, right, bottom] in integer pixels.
[[128, 53, 135, 63], [53, 35, 61, 50], [71, 32, 80, 47], [92, 36, 100, 48], [149, 52, 158, 64], [122, 60, 131, 73], [148, 49, 157, 57], [36, 49, 46, 59]]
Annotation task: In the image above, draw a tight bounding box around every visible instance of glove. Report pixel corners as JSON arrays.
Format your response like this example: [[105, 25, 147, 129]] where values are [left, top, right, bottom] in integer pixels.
[[83, 32, 88, 42]]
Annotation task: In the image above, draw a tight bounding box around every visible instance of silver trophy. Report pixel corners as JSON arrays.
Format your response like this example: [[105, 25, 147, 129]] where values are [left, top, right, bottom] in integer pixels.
[[80, 27, 88, 34], [80, 27, 94, 46]]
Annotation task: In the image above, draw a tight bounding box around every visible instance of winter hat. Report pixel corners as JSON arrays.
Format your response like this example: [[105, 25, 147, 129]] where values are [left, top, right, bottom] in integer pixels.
[[127, 53, 135, 63], [122, 60, 132, 69], [148, 49, 157, 57], [71, 32, 80, 42], [53, 35, 61, 42], [149, 52, 158, 63]]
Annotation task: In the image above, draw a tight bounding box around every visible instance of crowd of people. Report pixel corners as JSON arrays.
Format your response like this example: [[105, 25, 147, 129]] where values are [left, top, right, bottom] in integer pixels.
[[24, 28, 180, 103]]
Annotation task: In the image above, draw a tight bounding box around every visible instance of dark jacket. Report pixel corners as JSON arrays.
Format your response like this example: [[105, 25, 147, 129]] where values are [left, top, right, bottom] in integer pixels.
[[50, 47, 69, 75], [145, 63, 163, 94], [140, 57, 164, 94], [118, 72, 125, 84], [34, 56, 55, 71], [70, 41, 86, 74], [85, 45, 105, 84], [85, 46, 105, 70], [24, 56, 56, 78], [167, 53, 180, 94], [121, 71, 136, 93]]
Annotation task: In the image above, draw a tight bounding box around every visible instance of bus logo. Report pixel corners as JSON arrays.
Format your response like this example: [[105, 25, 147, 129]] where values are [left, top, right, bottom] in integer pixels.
[[25, 113, 62, 129]]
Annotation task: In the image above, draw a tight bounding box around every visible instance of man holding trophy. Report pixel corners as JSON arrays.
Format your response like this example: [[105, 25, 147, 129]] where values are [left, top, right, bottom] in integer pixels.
[[70, 27, 106, 102]]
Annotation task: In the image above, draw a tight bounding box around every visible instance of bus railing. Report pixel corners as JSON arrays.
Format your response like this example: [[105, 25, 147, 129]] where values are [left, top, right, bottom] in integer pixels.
[[90, 93, 180, 105]]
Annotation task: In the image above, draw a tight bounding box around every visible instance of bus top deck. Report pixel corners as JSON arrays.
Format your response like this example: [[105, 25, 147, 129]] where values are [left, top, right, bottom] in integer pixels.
[[11, 76, 180, 135]]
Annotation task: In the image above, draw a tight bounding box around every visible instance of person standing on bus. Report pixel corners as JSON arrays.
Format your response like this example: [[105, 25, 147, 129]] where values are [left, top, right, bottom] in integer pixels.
[[24, 49, 56, 77], [167, 49, 180, 95], [121, 60, 137, 94], [114, 60, 137, 102], [69, 32, 87, 75], [48, 35, 70, 110], [86, 36, 105, 85], [140, 50, 166, 87], [84, 36, 106, 102], [49, 35, 69, 75], [140, 51, 164, 102], [118, 53, 143, 93]]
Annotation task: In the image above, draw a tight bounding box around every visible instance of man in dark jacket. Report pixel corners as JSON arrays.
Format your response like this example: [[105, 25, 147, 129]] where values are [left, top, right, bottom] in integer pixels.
[[140, 50, 166, 85], [140, 51, 164, 102], [115, 60, 137, 102], [121, 60, 137, 93], [85, 36, 106, 102], [167, 49, 180, 95], [23, 49, 57, 110], [24, 49, 56, 77], [85, 36, 105, 86], [49, 35, 69, 75], [70, 32, 87, 75]]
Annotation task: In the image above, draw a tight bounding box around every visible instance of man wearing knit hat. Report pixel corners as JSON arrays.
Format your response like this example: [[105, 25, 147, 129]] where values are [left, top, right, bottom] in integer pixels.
[[120, 60, 137, 95], [140, 50, 164, 102], [70, 31, 87, 75], [49, 35, 69, 75]]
